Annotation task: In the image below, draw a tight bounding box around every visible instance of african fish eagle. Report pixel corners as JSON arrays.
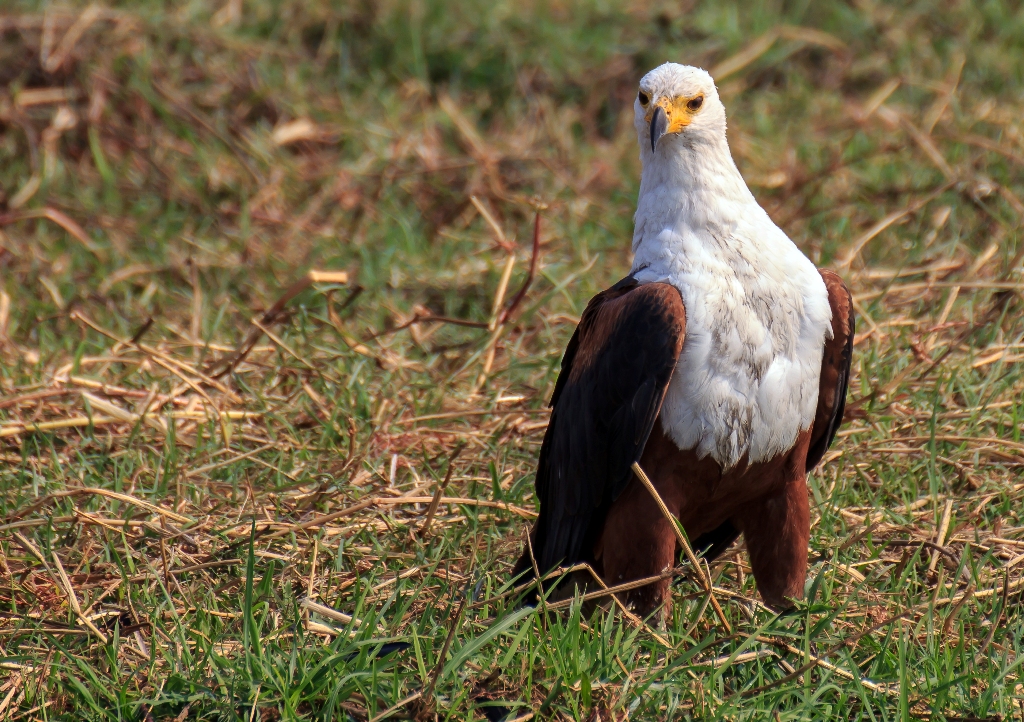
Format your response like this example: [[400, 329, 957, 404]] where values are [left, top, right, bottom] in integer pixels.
[[514, 63, 854, 615]]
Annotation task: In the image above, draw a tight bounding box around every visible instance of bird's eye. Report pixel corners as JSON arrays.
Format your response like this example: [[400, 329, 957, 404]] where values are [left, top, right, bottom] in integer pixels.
[[638, 90, 650, 106], [687, 96, 704, 111]]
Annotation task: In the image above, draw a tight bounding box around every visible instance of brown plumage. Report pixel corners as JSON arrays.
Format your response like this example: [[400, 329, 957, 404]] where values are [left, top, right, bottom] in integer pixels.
[[514, 271, 854, 615]]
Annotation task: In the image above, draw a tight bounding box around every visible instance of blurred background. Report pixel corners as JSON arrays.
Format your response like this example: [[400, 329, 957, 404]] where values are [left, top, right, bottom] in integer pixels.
[[3, 0, 1021, 342], [1, 1, 1023, 719]]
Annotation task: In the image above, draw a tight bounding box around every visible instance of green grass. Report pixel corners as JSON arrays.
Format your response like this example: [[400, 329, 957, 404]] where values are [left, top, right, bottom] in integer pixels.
[[1, 0, 1024, 719]]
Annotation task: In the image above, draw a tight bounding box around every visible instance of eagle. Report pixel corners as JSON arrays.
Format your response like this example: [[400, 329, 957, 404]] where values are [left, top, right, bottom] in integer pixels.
[[514, 63, 854, 616]]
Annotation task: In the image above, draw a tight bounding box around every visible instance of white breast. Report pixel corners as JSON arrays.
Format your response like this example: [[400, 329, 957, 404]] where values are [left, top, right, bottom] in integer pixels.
[[632, 203, 832, 470]]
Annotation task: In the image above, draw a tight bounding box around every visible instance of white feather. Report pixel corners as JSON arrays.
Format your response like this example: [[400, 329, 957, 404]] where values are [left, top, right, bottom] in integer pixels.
[[630, 63, 832, 469]]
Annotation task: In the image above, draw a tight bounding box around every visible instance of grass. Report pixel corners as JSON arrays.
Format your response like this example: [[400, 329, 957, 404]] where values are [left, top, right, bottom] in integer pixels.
[[1, 0, 1023, 719]]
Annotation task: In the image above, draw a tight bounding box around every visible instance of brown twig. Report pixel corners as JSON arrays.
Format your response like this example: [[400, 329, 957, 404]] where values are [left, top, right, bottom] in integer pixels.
[[211, 270, 348, 378], [498, 210, 542, 326], [419, 443, 466, 536], [941, 581, 975, 636], [975, 570, 1009, 663], [423, 590, 469, 704], [366, 314, 490, 341]]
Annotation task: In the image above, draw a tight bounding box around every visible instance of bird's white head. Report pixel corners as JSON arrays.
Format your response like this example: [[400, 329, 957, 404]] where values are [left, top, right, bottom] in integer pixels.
[[631, 63, 762, 261], [634, 63, 726, 158]]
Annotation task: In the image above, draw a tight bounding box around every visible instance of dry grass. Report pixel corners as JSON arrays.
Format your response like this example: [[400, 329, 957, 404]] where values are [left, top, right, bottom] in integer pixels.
[[1, 1, 1023, 719]]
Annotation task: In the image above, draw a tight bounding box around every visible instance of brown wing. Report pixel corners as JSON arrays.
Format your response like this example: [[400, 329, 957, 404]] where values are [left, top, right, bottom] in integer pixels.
[[523, 277, 686, 575], [806, 269, 855, 470]]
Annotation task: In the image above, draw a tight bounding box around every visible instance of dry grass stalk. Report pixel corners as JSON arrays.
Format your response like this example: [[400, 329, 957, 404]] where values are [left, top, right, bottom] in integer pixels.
[[367, 691, 423, 722], [929, 499, 954, 574], [631, 462, 731, 632], [50, 552, 108, 643]]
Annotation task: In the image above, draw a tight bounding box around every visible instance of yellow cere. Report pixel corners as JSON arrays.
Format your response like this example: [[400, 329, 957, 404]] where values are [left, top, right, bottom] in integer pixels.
[[644, 94, 704, 134]]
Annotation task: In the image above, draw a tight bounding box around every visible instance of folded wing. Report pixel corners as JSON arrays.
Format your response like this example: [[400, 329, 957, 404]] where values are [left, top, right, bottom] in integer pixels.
[[528, 277, 686, 573], [806, 269, 855, 470]]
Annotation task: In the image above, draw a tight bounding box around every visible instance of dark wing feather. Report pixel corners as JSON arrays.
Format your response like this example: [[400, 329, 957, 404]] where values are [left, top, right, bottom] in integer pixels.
[[527, 277, 686, 574], [806, 270, 855, 471]]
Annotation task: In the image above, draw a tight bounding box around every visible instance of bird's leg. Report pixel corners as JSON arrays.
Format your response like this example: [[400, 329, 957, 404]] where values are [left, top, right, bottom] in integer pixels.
[[596, 476, 680, 620], [733, 475, 810, 610]]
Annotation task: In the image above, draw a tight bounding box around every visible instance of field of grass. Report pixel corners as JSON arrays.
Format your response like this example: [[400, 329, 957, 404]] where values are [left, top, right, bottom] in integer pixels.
[[1, 0, 1023, 719]]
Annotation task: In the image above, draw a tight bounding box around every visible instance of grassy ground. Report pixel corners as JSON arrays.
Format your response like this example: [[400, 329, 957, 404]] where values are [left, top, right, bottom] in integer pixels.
[[1, 0, 1023, 719]]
